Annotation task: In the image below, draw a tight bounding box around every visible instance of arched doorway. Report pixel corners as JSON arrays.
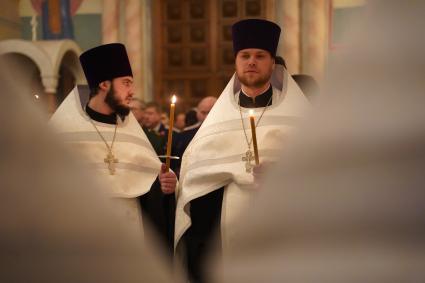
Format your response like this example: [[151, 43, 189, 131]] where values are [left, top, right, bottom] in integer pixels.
[[0, 53, 47, 111], [0, 39, 83, 113]]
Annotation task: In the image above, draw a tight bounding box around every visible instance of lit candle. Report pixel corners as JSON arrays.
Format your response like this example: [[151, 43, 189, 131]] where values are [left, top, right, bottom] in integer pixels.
[[249, 110, 260, 165], [165, 95, 177, 171]]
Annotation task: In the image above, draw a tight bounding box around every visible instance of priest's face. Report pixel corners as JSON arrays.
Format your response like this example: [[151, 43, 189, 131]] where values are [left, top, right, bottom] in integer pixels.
[[235, 49, 275, 89], [104, 76, 134, 116]]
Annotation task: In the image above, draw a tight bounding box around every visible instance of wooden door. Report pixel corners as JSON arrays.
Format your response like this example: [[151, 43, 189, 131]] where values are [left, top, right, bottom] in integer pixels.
[[153, 0, 268, 110]]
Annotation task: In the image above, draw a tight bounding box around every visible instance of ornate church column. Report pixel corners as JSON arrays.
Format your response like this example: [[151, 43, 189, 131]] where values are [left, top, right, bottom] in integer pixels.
[[140, 0, 153, 102], [276, 0, 301, 74], [102, 0, 119, 43], [300, 0, 330, 82], [124, 0, 143, 99]]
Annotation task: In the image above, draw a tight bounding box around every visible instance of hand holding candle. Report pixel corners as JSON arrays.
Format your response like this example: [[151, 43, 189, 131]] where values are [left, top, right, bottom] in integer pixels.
[[165, 95, 177, 171], [249, 110, 260, 165]]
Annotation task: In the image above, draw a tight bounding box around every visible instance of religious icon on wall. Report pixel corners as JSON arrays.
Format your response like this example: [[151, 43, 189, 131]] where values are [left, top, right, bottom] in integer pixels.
[[30, 0, 83, 39]]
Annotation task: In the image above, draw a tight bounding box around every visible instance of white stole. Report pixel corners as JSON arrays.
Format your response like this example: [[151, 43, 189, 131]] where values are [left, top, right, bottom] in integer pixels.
[[175, 68, 311, 250], [49, 86, 162, 236]]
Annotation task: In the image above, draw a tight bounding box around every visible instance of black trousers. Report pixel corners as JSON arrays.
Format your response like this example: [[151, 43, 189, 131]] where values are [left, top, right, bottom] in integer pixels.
[[184, 188, 224, 283], [139, 177, 175, 257]]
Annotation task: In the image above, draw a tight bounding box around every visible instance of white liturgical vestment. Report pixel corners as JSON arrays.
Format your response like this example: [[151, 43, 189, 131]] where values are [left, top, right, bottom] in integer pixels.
[[175, 67, 311, 251], [50, 85, 161, 238]]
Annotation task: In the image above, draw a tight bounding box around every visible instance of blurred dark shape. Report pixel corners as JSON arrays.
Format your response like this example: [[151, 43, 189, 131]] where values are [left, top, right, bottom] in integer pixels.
[[0, 56, 179, 282], [274, 55, 286, 68], [292, 74, 319, 100], [185, 108, 199, 128]]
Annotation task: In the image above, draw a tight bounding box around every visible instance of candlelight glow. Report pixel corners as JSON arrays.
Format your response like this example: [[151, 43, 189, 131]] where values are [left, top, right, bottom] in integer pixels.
[[34, 94, 40, 99], [165, 94, 177, 171], [249, 109, 259, 165]]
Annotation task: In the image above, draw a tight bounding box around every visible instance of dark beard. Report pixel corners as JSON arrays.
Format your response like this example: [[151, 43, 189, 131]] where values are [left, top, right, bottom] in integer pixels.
[[104, 86, 130, 118]]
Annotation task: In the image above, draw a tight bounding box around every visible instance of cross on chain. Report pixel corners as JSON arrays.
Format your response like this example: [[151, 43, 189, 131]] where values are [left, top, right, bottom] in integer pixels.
[[104, 151, 119, 175], [242, 150, 255, 173]]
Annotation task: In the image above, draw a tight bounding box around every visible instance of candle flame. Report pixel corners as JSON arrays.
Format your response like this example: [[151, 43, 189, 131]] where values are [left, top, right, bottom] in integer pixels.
[[249, 109, 254, 117], [171, 95, 177, 104], [34, 94, 40, 99]]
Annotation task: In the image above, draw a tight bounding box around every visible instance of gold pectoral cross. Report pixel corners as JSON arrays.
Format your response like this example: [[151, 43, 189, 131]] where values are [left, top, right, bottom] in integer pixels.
[[242, 150, 255, 173], [104, 151, 119, 175]]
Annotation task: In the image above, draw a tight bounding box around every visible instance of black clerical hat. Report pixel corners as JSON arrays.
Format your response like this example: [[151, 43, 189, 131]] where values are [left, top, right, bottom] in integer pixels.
[[232, 19, 281, 57], [79, 43, 133, 89]]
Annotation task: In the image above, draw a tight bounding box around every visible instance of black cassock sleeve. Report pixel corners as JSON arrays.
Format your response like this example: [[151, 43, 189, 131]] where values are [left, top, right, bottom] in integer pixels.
[[183, 187, 224, 283], [138, 177, 175, 257]]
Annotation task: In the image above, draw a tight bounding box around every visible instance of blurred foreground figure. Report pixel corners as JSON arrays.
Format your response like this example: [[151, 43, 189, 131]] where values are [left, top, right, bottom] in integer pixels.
[[211, 1, 425, 282], [0, 58, 178, 282]]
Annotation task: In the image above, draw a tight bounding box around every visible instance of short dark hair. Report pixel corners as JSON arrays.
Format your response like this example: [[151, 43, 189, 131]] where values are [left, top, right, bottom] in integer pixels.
[[185, 109, 198, 127]]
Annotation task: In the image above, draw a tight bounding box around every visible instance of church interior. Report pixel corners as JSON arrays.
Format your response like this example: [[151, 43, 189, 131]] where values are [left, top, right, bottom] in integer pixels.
[[0, 0, 364, 114], [2, 1, 424, 282]]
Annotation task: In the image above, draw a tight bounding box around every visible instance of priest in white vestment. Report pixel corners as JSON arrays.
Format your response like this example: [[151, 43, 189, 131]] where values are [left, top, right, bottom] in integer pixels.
[[49, 43, 177, 255], [209, 1, 425, 282], [0, 56, 183, 282], [175, 19, 311, 282]]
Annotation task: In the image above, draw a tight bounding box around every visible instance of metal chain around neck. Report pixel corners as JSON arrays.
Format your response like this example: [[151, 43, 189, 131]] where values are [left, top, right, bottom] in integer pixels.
[[238, 94, 273, 150], [89, 118, 118, 153]]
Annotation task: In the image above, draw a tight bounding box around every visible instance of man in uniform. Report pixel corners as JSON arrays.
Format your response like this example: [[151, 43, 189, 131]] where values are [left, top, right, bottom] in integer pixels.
[[49, 43, 177, 255], [175, 19, 310, 282]]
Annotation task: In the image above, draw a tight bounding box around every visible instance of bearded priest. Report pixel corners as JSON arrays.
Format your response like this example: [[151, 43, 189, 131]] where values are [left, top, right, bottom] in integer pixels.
[[49, 43, 177, 256]]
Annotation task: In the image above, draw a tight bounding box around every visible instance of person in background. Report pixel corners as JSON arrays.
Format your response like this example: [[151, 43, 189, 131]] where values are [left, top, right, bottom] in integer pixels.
[[196, 96, 217, 125], [144, 102, 166, 135], [184, 108, 199, 129], [178, 96, 217, 146], [142, 102, 167, 155], [175, 112, 186, 132], [129, 97, 146, 126], [160, 112, 169, 129], [174, 96, 217, 176], [143, 102, 179, 171]]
